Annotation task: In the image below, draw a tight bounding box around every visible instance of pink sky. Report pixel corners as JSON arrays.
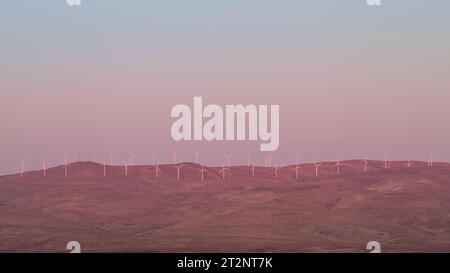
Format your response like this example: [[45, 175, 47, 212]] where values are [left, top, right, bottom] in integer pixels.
[[1, 1, 449, 174]]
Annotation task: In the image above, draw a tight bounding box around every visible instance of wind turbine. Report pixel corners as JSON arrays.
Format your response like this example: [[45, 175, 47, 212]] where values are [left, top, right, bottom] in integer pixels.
[[199, 165, 208, 181], [123, 161, 129, 177], [62, 153, 71, 177], [265, 153, 273, 167], [250, 164, 255, 177], [225, 154, 232, 167], [193, 151, 200, 164], [219, 164, 230, 180], [172, 149, 179, 164], [108, 152, 116, 165], [152, 164, 162, 179], [150, 152, 158, 166], [428, 152, 435, 167], [174, 164, 184, 180], [314, 163, 321, 177], [384, 153, 390, 169], [104, 153, 116, 177], [18, 159, 27, 177], [41, 157, 50, 177], [292, 164, 302, 179], [335, 160, 343, 175], [405, 153, 413, 168], [273, 162, 280, 178], [363, 157, 368, 173]]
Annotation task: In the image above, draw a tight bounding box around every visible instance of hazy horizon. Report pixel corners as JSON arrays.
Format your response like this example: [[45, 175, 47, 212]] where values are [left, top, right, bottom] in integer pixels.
[[1, 0, 450, 175]]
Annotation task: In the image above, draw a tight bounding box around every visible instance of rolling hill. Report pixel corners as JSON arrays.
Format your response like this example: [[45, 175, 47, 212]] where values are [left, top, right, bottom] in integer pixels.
[[0, 160, 449, 253]]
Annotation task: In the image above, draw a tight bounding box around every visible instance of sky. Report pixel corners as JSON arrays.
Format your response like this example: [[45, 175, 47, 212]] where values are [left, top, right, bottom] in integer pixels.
[[1, 0, 450, 174]]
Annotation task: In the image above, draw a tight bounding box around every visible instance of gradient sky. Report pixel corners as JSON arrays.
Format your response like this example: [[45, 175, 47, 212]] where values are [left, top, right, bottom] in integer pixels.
[[1, 0, 450, 174]]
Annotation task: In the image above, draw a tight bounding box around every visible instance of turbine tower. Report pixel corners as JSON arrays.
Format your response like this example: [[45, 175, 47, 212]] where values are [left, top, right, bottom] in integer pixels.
[[428, 152, 434, 167], [273, 162, 280, 178], [193, 151, 200, 164], [62, 153, 71, 177], [219, 164, 230, 180], [108, 152, 116, 165], [384, 153, 390, 169], [335, 160, 343, 175], [314, 163, 321, 177], [105, 153, 116, 177], [405, 153, 413, 168], [41, 157, 50, 177], [172, 149, 179, 164], [265, 153, 273, 167], [18, 159, 27, 177], [199, 166, 208, 181], [225, 154, 232, 167], [363, 157, 368, 173], [250, 164, 255, 177], [174, 164, 184, 180], [151, 152, 158, 166], [153, 164, 162, 179], [123, 161, 129, 177], [292, 164, 302, 179]]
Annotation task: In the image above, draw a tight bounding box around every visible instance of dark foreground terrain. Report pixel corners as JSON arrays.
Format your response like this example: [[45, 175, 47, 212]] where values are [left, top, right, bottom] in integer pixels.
[[0, 160, 449, 253]]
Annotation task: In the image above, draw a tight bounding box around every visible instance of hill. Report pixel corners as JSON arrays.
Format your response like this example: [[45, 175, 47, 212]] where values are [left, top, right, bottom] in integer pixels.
[[0, 160, 449, 252]]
